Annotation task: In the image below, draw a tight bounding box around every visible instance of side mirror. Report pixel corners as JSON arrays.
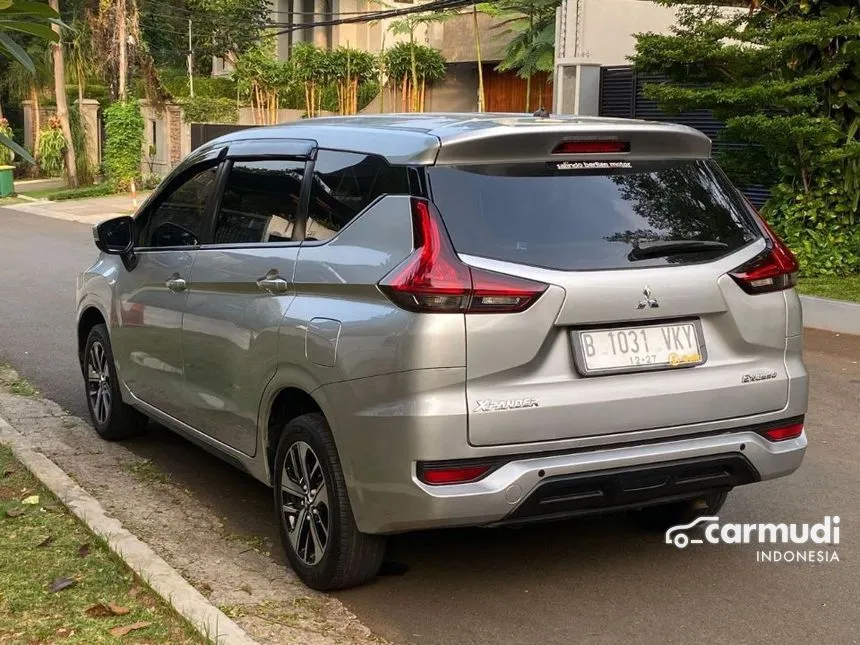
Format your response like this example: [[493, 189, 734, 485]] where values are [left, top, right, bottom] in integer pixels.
[[94, 216, 134, 255]]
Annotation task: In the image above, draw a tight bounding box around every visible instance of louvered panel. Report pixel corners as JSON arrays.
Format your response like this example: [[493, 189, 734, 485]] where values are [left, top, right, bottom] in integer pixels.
[[599, 66, 772, 205]]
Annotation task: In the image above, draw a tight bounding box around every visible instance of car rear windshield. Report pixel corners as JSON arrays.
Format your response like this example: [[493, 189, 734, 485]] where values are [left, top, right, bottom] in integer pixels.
[[427, 159, 760, 271]]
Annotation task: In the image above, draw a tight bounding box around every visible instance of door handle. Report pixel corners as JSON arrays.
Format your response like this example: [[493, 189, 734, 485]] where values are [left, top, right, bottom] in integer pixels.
[[165, 275, 187, 292], [257, 274, 289, 294]]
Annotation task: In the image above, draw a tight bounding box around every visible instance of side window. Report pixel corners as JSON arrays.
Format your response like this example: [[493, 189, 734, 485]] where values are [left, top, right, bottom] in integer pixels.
[[213, 159, 305, 244], [141, 164, 219, 248], [306, 150, 411, 241]]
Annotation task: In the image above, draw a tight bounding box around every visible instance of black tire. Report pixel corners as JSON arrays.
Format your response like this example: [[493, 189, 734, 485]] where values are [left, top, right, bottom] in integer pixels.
[[82, 324, 147, 441], [631, 490, 729, 532], [273, 413, 386, 591]]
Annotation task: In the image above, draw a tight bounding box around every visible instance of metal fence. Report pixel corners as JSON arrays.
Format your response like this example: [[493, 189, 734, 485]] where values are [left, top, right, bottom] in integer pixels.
[[599, 65, 771, 208], [190, 123, 258, 151]]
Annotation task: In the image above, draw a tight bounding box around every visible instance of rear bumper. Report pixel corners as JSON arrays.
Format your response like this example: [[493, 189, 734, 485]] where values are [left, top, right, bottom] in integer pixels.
[[357, 428, 806, 534]]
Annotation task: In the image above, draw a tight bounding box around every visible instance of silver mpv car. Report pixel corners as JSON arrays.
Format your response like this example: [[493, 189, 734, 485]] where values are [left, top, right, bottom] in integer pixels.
[[77, 114, 808, 590]]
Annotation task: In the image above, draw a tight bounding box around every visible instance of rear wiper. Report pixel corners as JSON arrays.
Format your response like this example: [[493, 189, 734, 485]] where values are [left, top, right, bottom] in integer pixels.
[[628, 239, 728, 261]]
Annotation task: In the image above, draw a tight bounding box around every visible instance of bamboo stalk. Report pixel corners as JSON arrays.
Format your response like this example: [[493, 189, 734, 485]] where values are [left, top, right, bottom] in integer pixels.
[[420, 76, 426, 112], [352, 77, 358, 114], [473, 5, 485, 112]]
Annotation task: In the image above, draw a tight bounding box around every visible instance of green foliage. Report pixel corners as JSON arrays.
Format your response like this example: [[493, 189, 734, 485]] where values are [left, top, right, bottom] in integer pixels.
[[158, 69, 237, 99], [0, 0, 60, 74], [37, 118, 66, 178], [484, 0, 559, 80], [140, 0, 269, 72], [329, 47, 378, 85], [41, 182, 114, 200], [233, 38, 293, 122], [177, 96, 238, 123], [0, 117, 13, 165], [765, 171, 860, 276], [0, 3, 58, 164], [103, 100, 144, 191], [382, 42, 446, 84], [330, 46, 378, 114], [631, 0, 860, 276], [289, 42, 338, 117]]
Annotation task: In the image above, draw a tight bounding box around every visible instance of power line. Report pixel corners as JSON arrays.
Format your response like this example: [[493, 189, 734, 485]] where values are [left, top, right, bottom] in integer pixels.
[[268, 0, 477, 33]]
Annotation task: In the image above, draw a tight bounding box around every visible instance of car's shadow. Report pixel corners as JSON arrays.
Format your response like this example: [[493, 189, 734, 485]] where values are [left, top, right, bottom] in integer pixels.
[[121, 420, 666, 574]]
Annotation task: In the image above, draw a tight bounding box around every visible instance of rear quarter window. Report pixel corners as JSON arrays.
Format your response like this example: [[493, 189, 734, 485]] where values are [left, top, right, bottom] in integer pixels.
[[428, 160, 759, 271]]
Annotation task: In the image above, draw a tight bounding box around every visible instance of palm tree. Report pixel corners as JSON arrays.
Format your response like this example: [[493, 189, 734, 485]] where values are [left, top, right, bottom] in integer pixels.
[[66, 14, 95, 106], [49, 0, 78, 187]]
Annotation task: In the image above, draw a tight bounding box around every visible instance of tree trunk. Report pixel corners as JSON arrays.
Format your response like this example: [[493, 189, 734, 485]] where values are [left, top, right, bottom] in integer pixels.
[[118, 0, 128, 100], [401, 75, 408, 112], [31, 87, 41, 159], [525, 76, 532, 112], [50, 0, 79, 187], [409, 35, 419, 113], [472, 5, 485, 112], [420, 77, 426, 112], [379, 32, 386, 114]]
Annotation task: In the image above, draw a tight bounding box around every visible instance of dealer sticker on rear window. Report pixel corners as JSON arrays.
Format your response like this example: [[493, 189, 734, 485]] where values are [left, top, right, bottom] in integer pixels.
[[554, 161, 633, 170]]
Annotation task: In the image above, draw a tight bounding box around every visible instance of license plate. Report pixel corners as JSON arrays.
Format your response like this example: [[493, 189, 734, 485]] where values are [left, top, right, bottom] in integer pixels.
[[574, 322, 704, 375]]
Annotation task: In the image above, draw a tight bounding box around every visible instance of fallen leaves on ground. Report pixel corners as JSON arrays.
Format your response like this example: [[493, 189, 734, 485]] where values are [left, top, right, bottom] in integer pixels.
[[5, 507, 25, 518], [86, 602, 131, 618], [49, 577, 77, 593], [108, 603, 131, 616], [36, 535, 54, 548], [109, 621, 151, 637], [21, 495, 39, 505], [77, 543, 90, 558], [85, 603, 113, 618]]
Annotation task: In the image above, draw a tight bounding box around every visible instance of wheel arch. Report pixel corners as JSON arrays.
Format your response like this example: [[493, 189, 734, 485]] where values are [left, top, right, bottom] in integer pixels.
[[77, 305, 108, 368], [258, 367, 342, 486]]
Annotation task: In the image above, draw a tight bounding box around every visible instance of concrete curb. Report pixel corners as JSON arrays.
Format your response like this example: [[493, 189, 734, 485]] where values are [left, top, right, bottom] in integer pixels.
[[1, 201, 119, 225], [0, 414, 260, 645], [801, 295, 860, 336]]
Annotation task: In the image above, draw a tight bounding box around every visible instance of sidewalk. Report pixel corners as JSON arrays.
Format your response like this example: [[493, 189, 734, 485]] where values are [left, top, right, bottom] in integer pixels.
[[3, 192, 150, 226]]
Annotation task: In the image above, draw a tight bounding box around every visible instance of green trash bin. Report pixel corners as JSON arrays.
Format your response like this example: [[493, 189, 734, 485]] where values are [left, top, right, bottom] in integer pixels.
[[0, 165, 13, 197]]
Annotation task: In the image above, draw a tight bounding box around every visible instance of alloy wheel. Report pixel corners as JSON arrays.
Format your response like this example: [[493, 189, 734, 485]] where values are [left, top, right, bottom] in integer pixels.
[[281, 441, 330, 565], [86, 341, 112, 425]]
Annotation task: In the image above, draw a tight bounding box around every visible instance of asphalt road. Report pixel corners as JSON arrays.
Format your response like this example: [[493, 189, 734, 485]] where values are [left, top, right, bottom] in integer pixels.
[[1, 207, 858, 645]]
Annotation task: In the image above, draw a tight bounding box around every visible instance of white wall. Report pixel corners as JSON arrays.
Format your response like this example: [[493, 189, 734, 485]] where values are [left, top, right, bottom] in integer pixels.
[[558, 0, 742, 67]]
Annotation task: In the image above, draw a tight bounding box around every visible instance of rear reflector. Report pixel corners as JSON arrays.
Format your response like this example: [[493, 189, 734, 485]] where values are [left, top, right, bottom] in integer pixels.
[[730, 204, 799, 294], [379, 198, 548, 314], [762, 423, 804, 442], [553, 140, 630, 154], [419, 464, 492, 485]]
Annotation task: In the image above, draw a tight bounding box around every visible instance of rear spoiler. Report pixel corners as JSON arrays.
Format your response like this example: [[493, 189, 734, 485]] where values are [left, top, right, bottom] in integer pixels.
[[433, 121, 711, 165]]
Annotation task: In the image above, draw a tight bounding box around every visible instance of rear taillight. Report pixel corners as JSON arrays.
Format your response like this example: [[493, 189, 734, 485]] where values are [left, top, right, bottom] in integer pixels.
[[418, 464, 492, 485], [729, 205, 799, 294], [552, 140, 630, 154], [762, 422, 804, 442], [379, 198, 547, 314]]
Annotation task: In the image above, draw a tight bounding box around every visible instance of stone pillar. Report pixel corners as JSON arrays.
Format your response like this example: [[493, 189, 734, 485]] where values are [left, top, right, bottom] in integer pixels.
[[165, 104, 185, 170], [21, 100, 35, 152], [75, 99, 101, 168]]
